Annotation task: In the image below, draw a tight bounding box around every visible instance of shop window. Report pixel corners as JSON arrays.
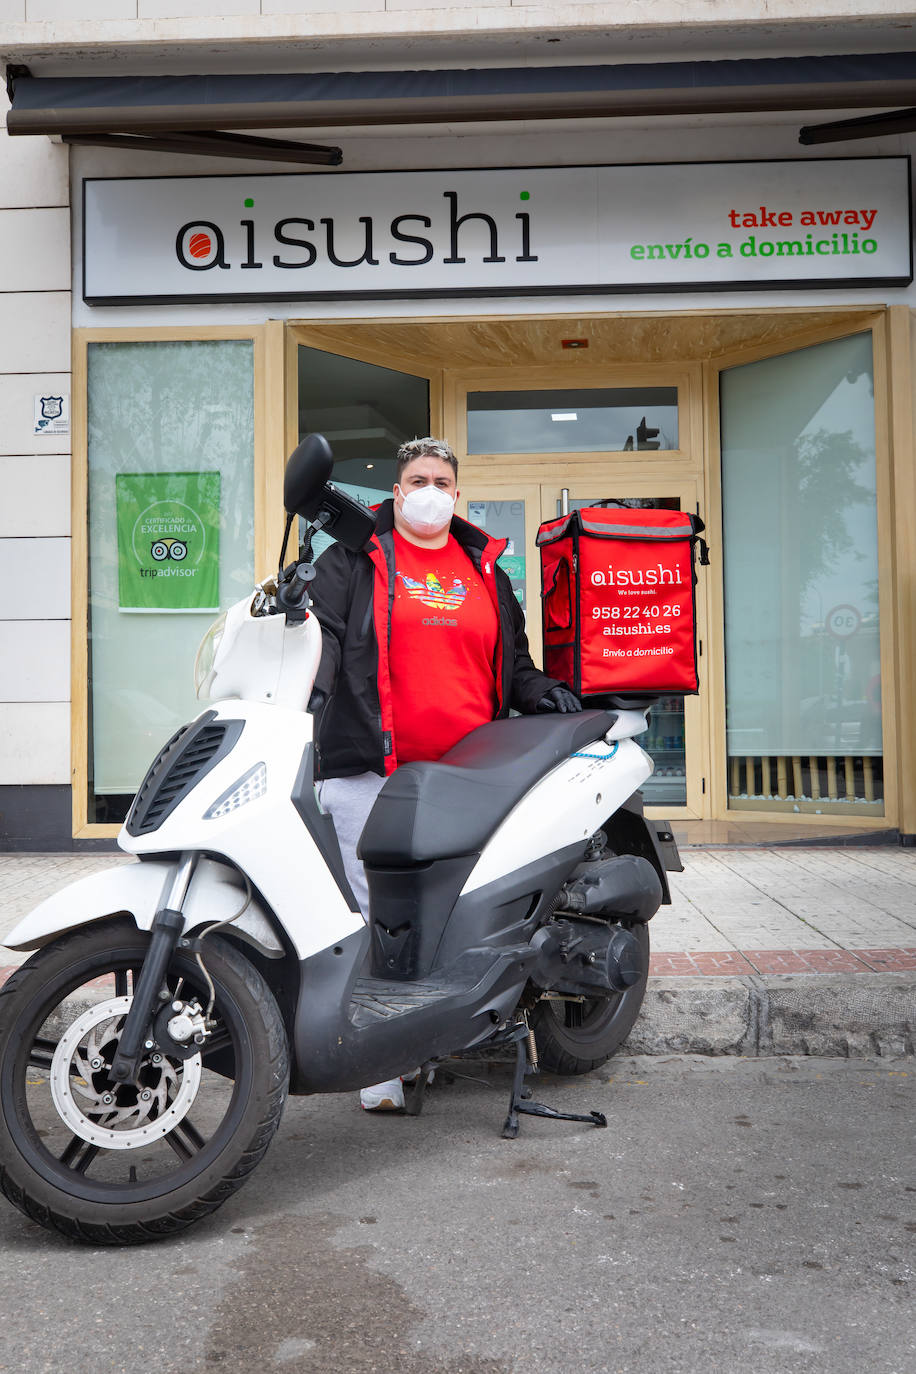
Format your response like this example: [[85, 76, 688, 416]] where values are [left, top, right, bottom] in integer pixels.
[[86, 340, 255, 824], [298, 346, 429, 554], [720, 333, 883, 815], [466, 497, 527, 612], [467, 388, 678, 455]]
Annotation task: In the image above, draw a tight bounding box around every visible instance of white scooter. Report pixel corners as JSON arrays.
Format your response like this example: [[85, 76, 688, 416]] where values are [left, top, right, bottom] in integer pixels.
[[0, 436, 681, 1245]]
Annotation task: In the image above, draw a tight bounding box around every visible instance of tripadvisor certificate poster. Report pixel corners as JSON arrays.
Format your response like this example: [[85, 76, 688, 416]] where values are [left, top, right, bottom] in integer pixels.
[[116, 471, 221, 612]]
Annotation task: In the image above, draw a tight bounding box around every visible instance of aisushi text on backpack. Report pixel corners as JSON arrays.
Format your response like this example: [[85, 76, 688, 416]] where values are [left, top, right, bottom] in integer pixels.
[[538, 506, 709, 696]]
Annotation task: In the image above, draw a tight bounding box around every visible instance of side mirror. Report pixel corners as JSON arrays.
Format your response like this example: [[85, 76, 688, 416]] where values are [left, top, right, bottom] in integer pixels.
[[283, 434, 334, 516], [283, 433, 377, 553]]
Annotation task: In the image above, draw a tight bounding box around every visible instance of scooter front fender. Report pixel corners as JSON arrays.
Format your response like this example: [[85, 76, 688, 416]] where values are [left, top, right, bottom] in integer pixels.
[[3, 857, 284, 957]]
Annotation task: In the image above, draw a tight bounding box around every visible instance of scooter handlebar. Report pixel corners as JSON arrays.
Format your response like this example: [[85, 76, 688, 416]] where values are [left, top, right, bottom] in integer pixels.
[[276, 561, 316, 621]]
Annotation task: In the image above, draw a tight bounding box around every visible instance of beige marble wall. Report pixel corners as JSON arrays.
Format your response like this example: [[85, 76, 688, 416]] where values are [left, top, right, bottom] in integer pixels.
[[0, 91, 71, 788]]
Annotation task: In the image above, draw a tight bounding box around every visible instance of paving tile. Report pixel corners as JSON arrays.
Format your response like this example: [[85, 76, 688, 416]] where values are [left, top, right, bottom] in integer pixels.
[[702, 849, 916, 949], [743, 950, 822, 975], [0, 854, 127, 926], [853, 947, 916, 972], [686, 951, 757, 975], [649, 953, 703, 975], [776, 851, 916, 913], [823, 848, 916, 878], [647, 903, 736, 953], [646, 947, 915, 977], [792, 949, 872, 973], [3, 852, 916, 989]]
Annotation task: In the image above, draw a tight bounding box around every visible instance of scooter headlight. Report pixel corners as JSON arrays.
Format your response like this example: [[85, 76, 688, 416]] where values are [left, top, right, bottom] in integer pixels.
[[203, 762, 267, 820], [194, 611, 228, 699]]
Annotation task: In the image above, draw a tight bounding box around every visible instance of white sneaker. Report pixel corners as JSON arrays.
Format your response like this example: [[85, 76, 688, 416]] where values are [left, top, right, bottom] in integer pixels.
[[359, 1077, 405, 1111]]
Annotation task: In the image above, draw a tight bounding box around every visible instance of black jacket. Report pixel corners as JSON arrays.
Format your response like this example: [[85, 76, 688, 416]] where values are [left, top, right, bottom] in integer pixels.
[[310, 499, 560, 779]]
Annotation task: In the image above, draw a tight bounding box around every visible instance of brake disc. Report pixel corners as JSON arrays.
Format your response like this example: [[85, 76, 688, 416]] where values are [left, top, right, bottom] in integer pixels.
[[49, 996, 202, 1151]]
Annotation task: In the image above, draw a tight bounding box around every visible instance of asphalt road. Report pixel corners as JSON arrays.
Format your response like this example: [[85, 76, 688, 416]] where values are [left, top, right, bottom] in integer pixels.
[[0, 1055, 913, 1374]]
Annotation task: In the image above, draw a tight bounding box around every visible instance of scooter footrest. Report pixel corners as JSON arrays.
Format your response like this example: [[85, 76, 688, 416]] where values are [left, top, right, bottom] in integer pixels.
[[349, 976, 473, 1028]]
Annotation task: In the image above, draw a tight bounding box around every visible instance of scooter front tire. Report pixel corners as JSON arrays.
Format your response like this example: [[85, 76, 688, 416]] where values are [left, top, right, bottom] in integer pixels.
[[0, 917, 289, 1245]]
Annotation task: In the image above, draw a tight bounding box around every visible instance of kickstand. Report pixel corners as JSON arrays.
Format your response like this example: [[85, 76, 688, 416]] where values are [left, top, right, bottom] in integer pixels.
[[402, 1061, 437, 1116], [501, 1023, 607, 1140]]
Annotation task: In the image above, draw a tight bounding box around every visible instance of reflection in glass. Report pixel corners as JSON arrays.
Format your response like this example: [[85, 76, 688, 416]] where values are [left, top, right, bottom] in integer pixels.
[[87, 340, 255, 823], [298, 347, 429, 555], [642, 697, 687, 810], [465, 498, 527, 612], [721, 333, 883, 814], [467, 388, 678, 454]]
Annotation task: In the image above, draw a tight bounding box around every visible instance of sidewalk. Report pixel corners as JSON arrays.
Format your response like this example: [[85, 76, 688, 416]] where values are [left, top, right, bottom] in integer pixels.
[[1, 847, 914, 1058]]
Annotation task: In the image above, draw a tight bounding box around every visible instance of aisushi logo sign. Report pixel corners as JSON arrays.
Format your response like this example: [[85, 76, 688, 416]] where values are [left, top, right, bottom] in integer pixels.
[[179, 225, 223, 267], [173, 191, 537, 275], [81, 161, 912, 304], [590, 564, 684, 587]]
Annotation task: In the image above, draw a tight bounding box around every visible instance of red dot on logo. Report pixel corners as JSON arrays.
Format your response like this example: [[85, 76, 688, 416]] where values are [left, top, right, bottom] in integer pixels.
[[188, 232, 212, 259]]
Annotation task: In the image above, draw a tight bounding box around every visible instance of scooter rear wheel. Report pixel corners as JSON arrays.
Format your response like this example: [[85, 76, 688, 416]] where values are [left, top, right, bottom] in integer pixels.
[[0, 917, 288, 1245], [530, 923, 649, 1074]]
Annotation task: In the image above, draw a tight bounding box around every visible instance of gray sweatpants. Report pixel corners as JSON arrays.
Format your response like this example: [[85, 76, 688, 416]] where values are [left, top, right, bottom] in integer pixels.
[[317, 771, 387, 921]]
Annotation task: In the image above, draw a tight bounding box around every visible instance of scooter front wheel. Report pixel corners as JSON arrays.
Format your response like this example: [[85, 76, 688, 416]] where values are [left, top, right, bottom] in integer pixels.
[[0, 917, 288, 1245], [530, 923, 650, 1074]]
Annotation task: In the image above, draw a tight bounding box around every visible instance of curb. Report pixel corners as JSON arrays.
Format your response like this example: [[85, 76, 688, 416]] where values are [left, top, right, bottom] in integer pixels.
[[4, 968, 914, 1061], [629, 972, 916, 1059]]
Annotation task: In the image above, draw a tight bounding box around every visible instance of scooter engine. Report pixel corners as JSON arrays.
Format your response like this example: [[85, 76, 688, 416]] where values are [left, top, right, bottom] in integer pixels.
[[560, 853, 662, 923], [531, 918, 644, 995]]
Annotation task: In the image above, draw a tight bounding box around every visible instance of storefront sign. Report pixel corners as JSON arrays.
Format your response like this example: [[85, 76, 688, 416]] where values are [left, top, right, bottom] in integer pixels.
[[83, 158, 911, 304], [116, 471, 220, 612]]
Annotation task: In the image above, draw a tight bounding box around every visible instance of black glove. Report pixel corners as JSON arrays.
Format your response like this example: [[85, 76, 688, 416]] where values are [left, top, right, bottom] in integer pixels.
[[308, 687, 327, 714], [536, 685, 583, 714]]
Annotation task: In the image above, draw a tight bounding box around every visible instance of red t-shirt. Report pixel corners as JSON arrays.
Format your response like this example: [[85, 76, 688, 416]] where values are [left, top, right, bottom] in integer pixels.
[[389, 530, 499, 763]]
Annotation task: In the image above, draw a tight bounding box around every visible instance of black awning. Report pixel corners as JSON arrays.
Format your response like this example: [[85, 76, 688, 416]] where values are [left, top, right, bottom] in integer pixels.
[[800, 107, 916, 144], [8, 52, 916, 138]]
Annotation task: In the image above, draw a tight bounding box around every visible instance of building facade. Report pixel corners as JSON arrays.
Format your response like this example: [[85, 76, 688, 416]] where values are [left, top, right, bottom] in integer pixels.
[[1, 2, 915, 848]]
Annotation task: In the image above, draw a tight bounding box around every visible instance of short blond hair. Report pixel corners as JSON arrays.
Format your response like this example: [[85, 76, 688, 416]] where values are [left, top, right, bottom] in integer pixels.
[[395, 437, 458, 482]]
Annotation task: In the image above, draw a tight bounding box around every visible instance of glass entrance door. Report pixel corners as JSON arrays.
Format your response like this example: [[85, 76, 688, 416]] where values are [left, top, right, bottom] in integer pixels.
[[296, 344, 431, 556]]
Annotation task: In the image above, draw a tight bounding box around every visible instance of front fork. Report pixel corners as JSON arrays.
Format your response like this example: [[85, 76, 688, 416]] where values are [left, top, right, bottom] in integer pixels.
[[109, 853, 198, 1085]]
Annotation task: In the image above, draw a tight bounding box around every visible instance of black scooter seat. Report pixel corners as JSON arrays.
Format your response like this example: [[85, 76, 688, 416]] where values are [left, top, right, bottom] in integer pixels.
[[358, 710, 617, 866]]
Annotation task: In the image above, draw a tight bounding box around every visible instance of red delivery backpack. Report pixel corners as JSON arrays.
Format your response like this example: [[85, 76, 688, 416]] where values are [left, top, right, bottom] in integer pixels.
[[538, 504, 709, 696]]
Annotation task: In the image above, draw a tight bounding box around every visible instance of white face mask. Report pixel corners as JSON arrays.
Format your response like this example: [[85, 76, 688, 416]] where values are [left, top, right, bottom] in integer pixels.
[[397, 483, 456, 536]]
